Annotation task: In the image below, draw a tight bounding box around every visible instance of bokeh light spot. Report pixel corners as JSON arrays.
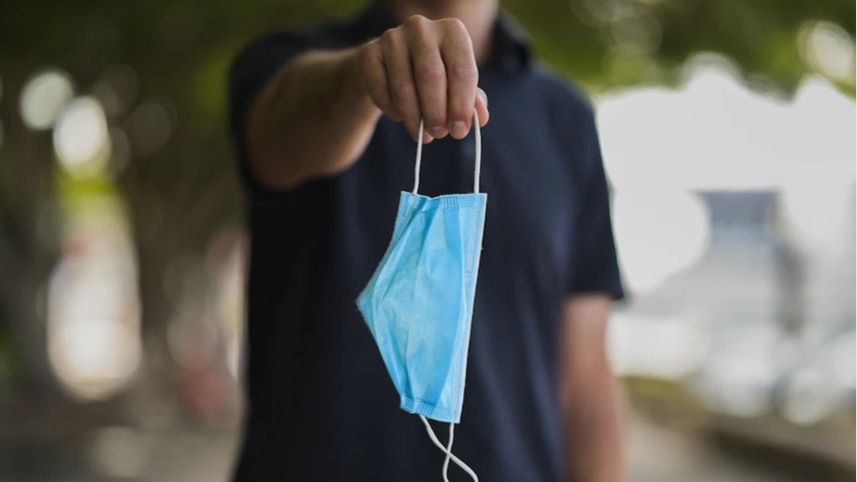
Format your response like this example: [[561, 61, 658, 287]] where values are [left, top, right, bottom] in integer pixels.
[[799, 20, 856, 82], [581, 0, 619, 25], [168, 313, 218, 372], [609, 313, 710, 379], [20, 68, 74, 130], [54, 97, 111, 177], [611, 13, 661, 54], [779, 369, 838, 425], [697, 354, 777, 417], [49, 320, 141, 401], [613, 190, 711, 293], [780, 176, 852, 252], [88, 426, 146, 477], [92, 80, 124, 120], [126, 98, 175, 157], [827, 333, 856, 389]]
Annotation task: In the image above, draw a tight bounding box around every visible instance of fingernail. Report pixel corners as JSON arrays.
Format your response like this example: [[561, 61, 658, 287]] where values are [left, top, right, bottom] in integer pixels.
[[422, 132, 433, 143], [430, 126, 447, 138], [451, 121, 467, 138]]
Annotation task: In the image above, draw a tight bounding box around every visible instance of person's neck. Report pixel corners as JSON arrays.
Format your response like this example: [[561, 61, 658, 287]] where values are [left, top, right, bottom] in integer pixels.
[[385, 0, 497, 64]]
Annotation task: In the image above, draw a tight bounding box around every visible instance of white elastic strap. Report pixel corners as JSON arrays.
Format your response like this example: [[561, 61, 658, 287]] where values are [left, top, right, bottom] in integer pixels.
[[442, 423, 453, 481], [419, 415, 479, 482], [413, 119, 424, 194], [473, 109, 481, 193], [412, 110, 482, 195]]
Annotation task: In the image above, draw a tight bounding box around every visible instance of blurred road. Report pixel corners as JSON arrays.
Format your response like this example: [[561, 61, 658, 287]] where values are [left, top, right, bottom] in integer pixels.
[[147, 414, 815, 482], [630, 415, 805, 482], [0, 411, 836, 481]]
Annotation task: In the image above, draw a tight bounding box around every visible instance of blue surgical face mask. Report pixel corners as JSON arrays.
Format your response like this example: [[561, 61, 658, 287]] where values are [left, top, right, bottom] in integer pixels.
[[357, 113, 486, 481]]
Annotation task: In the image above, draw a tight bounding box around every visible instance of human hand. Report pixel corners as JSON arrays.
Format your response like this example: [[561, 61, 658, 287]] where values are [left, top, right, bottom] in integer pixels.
[[357, 15, 490, 143]]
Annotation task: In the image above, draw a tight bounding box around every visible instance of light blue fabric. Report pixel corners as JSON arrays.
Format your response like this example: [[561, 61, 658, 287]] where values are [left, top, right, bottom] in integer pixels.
[[357, 189, 487, 423]]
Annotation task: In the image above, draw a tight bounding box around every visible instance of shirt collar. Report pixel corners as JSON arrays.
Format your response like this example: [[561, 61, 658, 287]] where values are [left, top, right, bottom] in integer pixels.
[[351, 1, 532, 74], [490, 12, 532, 73]]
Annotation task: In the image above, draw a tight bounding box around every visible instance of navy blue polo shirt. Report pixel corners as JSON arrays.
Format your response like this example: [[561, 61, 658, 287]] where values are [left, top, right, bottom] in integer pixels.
[[228, 3, 624, 481]]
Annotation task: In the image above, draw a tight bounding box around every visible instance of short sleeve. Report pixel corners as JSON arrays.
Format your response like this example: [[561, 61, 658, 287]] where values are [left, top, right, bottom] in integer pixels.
[[568, 106, 625, 300], [227, 31, 314, 195]]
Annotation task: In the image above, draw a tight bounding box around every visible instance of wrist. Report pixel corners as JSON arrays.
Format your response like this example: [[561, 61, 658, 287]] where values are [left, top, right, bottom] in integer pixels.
[[342, 46, 381, 117]]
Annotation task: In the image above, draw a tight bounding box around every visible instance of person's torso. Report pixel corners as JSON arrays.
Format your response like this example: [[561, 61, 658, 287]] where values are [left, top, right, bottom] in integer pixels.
[[235, 12, 595, 482]]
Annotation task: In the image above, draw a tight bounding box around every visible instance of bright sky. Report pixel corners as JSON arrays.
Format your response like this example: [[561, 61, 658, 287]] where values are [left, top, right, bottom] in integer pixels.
[[596, 60, 856, 192], [595, 59, 856, 293]]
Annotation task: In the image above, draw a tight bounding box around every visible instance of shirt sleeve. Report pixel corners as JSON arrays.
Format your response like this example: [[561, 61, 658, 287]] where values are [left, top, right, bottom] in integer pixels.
[[567, 104, 626, 301], [227, 30, 315, 196]]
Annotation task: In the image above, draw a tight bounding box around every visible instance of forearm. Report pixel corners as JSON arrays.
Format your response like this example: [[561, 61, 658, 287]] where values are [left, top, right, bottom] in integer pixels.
[[562, 371, 628, 482], [246, 47, 381, 190]]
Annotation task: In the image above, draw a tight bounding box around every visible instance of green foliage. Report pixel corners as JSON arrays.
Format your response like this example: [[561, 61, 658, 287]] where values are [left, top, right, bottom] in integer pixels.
[[1, 0, 853, 100], [0, 0, 852, 388]]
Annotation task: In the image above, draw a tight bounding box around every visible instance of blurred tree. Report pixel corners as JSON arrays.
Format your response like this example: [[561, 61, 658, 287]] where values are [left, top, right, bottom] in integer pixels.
[[0, 71, 62, 397], [0, 0, 853, 401]]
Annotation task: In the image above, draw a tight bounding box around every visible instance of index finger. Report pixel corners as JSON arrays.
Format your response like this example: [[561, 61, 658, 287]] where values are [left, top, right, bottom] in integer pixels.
[[440, 22, 478, 139]]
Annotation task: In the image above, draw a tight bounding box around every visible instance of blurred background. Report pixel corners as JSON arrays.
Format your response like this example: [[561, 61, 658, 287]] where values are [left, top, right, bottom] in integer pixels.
[[0, 0, 854, 481]]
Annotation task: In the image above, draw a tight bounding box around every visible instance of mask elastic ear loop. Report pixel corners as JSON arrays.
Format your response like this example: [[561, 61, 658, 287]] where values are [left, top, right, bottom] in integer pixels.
[[419, 415, 479, 482], [442, 422, 454, 481], [413, 119, 424, 194], [412, 110, 482, 195], [472, 109, 481, 193]]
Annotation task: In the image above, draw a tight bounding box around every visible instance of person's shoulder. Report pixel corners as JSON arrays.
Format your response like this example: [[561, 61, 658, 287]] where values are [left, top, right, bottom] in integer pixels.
[[526, 63, 603, 181], [232, 16, 359, 63], [233, 23, 334, 58], [530, 63, 596, 119]]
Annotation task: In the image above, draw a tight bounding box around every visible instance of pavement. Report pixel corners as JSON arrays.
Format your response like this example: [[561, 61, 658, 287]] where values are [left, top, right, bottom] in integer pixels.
[[0, 412, 837, 481]]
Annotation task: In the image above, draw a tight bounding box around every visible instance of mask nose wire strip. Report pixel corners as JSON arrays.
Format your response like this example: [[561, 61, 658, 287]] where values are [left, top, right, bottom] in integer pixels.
[[412, 110, 482, 195], [419, 415, 479, 482]]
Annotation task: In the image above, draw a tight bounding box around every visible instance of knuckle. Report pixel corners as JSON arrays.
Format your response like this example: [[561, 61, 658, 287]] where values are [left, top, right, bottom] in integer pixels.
[[381, 28, 398, 46], [441, 18, 467, 34], [392, 79, 415, 101], [449, 61, 478, 82], [415, 62, 445, 82], [405, 14, 428, 29]]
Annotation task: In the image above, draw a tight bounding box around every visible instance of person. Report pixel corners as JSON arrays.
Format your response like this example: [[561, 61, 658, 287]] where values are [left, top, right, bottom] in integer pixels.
[[227, 0, 627, 480]]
